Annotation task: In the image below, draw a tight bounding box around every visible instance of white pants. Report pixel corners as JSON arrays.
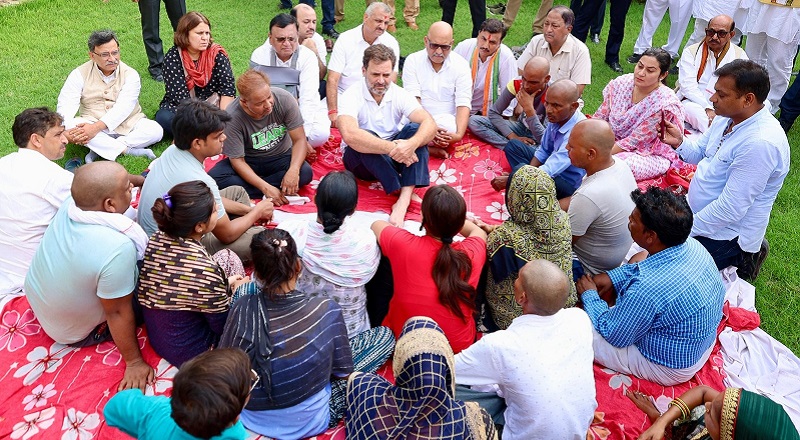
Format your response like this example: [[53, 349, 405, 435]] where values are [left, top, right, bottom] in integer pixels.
[[65, 117, 163, 161], [686, 18, 743, 47], [592, 327, 715, 386], [744, 32, 796, 113], [304, 105, 332, 148], [683, 100, 712, 133], [633, 0, 694, 58]]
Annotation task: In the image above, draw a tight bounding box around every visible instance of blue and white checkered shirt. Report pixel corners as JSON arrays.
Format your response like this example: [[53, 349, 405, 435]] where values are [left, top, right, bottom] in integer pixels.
[[582, 238, 725, 369]]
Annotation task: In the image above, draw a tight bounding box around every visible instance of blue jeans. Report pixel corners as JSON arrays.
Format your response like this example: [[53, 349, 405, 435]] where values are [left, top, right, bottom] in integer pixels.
[[468, 115, 532, 150], [505, 140, 579, 199], [321, 0, 335, 32], [779, 69, 800, 131], [208, 151, 313, 199], [342, 123, 430, 194]]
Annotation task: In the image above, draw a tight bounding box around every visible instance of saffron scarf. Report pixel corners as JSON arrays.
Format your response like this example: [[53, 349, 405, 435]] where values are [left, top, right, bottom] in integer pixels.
[[180, 43, 228, 90], [696, 41, 731, 83], [470, 46, 501, 115]]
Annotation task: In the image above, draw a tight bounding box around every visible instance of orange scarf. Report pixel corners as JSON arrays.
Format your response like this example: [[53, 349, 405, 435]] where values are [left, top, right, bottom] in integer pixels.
[[470, 47, 501, 115], [696, 41, 730, 83], [181, 43, 228, 90]]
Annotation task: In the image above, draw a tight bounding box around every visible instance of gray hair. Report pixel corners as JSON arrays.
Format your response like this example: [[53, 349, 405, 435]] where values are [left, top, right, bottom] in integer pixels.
[[87, 30, 118, 52], [365, 2, 392, 17]]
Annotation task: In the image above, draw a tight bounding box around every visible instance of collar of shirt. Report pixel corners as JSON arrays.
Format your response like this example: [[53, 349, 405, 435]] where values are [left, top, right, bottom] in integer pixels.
[[538, 35, 574, 55], [361, 81, 397, 105], [93, 62, 118, 83]]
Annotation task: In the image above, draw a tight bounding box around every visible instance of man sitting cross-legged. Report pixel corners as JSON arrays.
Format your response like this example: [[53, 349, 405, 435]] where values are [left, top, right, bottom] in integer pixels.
[[57, 30, 162, 163], [401, 21, 472, 159], [491, 79, 585, 207], [25, 161, 154, 391], [208, 69, 313, 205], [468, 56, 550, 150], [455, 259, 597, 439], [576, 187, 725, 386], [566, 119, 637, 278], [139, 99, 274, 262], [338, 44, 436, 227]]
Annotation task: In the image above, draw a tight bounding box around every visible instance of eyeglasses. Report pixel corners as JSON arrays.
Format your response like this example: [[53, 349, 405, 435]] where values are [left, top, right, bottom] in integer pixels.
[[273, 36, 297, 43], [249, 369, 260, 393], [92, 50, 120, 59], [705, 28, 731, 39], [427, 42, 452, 52]]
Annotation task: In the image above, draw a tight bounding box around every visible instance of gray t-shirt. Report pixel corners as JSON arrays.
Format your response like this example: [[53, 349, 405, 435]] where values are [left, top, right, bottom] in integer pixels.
[[223, 87, 303, 160], [138, 145, 226, 237], [568, 158, 637, 275]]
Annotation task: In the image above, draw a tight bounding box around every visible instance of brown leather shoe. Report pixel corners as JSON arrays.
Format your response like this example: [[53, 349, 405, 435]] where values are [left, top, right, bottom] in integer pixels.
[[406, 21, 418, 30], [387, 24, 397, 33]]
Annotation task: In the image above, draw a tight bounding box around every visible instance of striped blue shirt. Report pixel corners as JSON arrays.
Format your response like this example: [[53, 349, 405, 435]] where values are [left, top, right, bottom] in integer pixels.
[[581, 238, 725, 369]]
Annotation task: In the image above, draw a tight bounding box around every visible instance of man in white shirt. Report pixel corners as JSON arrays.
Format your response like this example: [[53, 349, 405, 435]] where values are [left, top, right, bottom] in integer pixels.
[[677, 15, 748, 133], [453, 19, 519, 116], [57, 30, 162, 163], [292, 4, 328, 98], [250, 14, 330, 148], [401, 22, 472, 158], [26, 161, 154, 392], [455, 259, 597, 440], [662, 60, 790, 280], [327, 2, 400, 127], [338, 44, 436, 226], [517, 6, 592, 95], [0, 108, 72, 295], [566, 119, 637, 277]]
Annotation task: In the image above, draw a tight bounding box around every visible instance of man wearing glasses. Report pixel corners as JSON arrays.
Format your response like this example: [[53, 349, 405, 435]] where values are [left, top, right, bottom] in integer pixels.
[[401, 22, 472, 158], [57, 30, 163, 163], [251, 13, 330, 149], [675, 15, 747, 133]]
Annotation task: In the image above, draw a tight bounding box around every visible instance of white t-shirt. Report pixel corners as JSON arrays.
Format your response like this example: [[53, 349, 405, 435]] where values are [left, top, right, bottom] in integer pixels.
[[328, 24, 400, 94], [25, 203, 138, 344], [569, 158, 637, 275], [453, 38, 518, 115], [401, 49, 472, 117], [455, 309, 597, 440], [311, 32, 328, 66], [0, 149, 73, 294], [338, 81, 421, 140]]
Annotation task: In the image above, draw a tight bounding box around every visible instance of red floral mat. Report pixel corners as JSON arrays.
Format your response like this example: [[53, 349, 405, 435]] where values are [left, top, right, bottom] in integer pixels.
[[637, 163, 697, 193], [204, 129, 512, 225]]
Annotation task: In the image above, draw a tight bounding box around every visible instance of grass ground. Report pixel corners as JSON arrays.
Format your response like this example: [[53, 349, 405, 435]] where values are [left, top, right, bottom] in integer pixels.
[[1, 0, 798, 353]]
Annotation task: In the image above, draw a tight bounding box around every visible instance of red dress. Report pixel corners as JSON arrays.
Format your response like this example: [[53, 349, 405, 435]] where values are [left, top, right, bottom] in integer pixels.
[[380, 226, 486, 353]]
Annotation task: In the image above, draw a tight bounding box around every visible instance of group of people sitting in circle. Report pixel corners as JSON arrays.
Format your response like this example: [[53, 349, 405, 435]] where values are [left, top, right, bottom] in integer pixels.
[[0, 1, 797, 439]]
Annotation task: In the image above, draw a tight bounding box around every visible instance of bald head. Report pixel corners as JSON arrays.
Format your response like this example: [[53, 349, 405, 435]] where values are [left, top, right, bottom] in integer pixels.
[[575, 119, 615, 155], [548, 79, 580, 103], [708, 14, 734, 32], [293, 3, 315, 15], [516, 260, 570, 316], [523, 56, 551, 78], [427, 21, 453, 40], [71, 162, 130, 212]]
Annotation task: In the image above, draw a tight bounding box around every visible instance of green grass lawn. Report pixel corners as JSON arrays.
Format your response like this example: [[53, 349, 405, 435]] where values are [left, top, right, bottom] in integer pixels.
[[2, 0, 799, 353]]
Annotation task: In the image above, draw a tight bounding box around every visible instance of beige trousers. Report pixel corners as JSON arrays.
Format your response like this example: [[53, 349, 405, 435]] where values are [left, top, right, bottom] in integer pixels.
[[503, 0, 553, 34]]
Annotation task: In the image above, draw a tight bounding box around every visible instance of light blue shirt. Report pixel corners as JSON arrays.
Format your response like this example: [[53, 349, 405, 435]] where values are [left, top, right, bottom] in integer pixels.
[[24, 202, 137, 344], [534, 110, 586, 190], [139, 145, 226, 237], [676, 106, 789, 252], [581, 238, 725, 369]]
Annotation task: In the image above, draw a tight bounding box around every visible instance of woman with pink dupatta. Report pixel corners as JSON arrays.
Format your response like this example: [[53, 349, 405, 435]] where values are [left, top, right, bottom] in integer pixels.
[[594, 47, 685, 181], [155, 11, 236, 137]]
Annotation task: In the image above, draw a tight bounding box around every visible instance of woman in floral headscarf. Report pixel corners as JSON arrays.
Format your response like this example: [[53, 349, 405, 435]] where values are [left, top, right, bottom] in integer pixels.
[[633, 386, 800, 440], [345, 316, 498, 440], [483, 165, 575, 330]]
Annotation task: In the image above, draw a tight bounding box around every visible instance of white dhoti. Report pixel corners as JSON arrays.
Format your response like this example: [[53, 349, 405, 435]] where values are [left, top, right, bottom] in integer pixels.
[[591, 327, 715, 386], [65, 117, 162, 161], [305, 105, 332, 148], [744, 32, 797, 113], [432, 113, 457, 134], [633, 0, 694, 58], [682, 100, 712, 133]]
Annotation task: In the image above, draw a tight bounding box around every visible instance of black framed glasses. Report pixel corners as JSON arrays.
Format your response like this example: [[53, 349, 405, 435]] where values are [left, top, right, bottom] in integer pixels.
[[92, 50, 120, 59], [705, 28, 731, 38], [428, 42, 452, 52]]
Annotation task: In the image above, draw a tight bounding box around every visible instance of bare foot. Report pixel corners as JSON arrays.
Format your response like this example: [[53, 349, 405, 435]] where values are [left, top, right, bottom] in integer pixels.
[[410, 192, 423, 204], [626, 389, 661, 422], [490, 174, 509, 192], [429, 146, 449, 159], [389, 201, 407, 227]]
